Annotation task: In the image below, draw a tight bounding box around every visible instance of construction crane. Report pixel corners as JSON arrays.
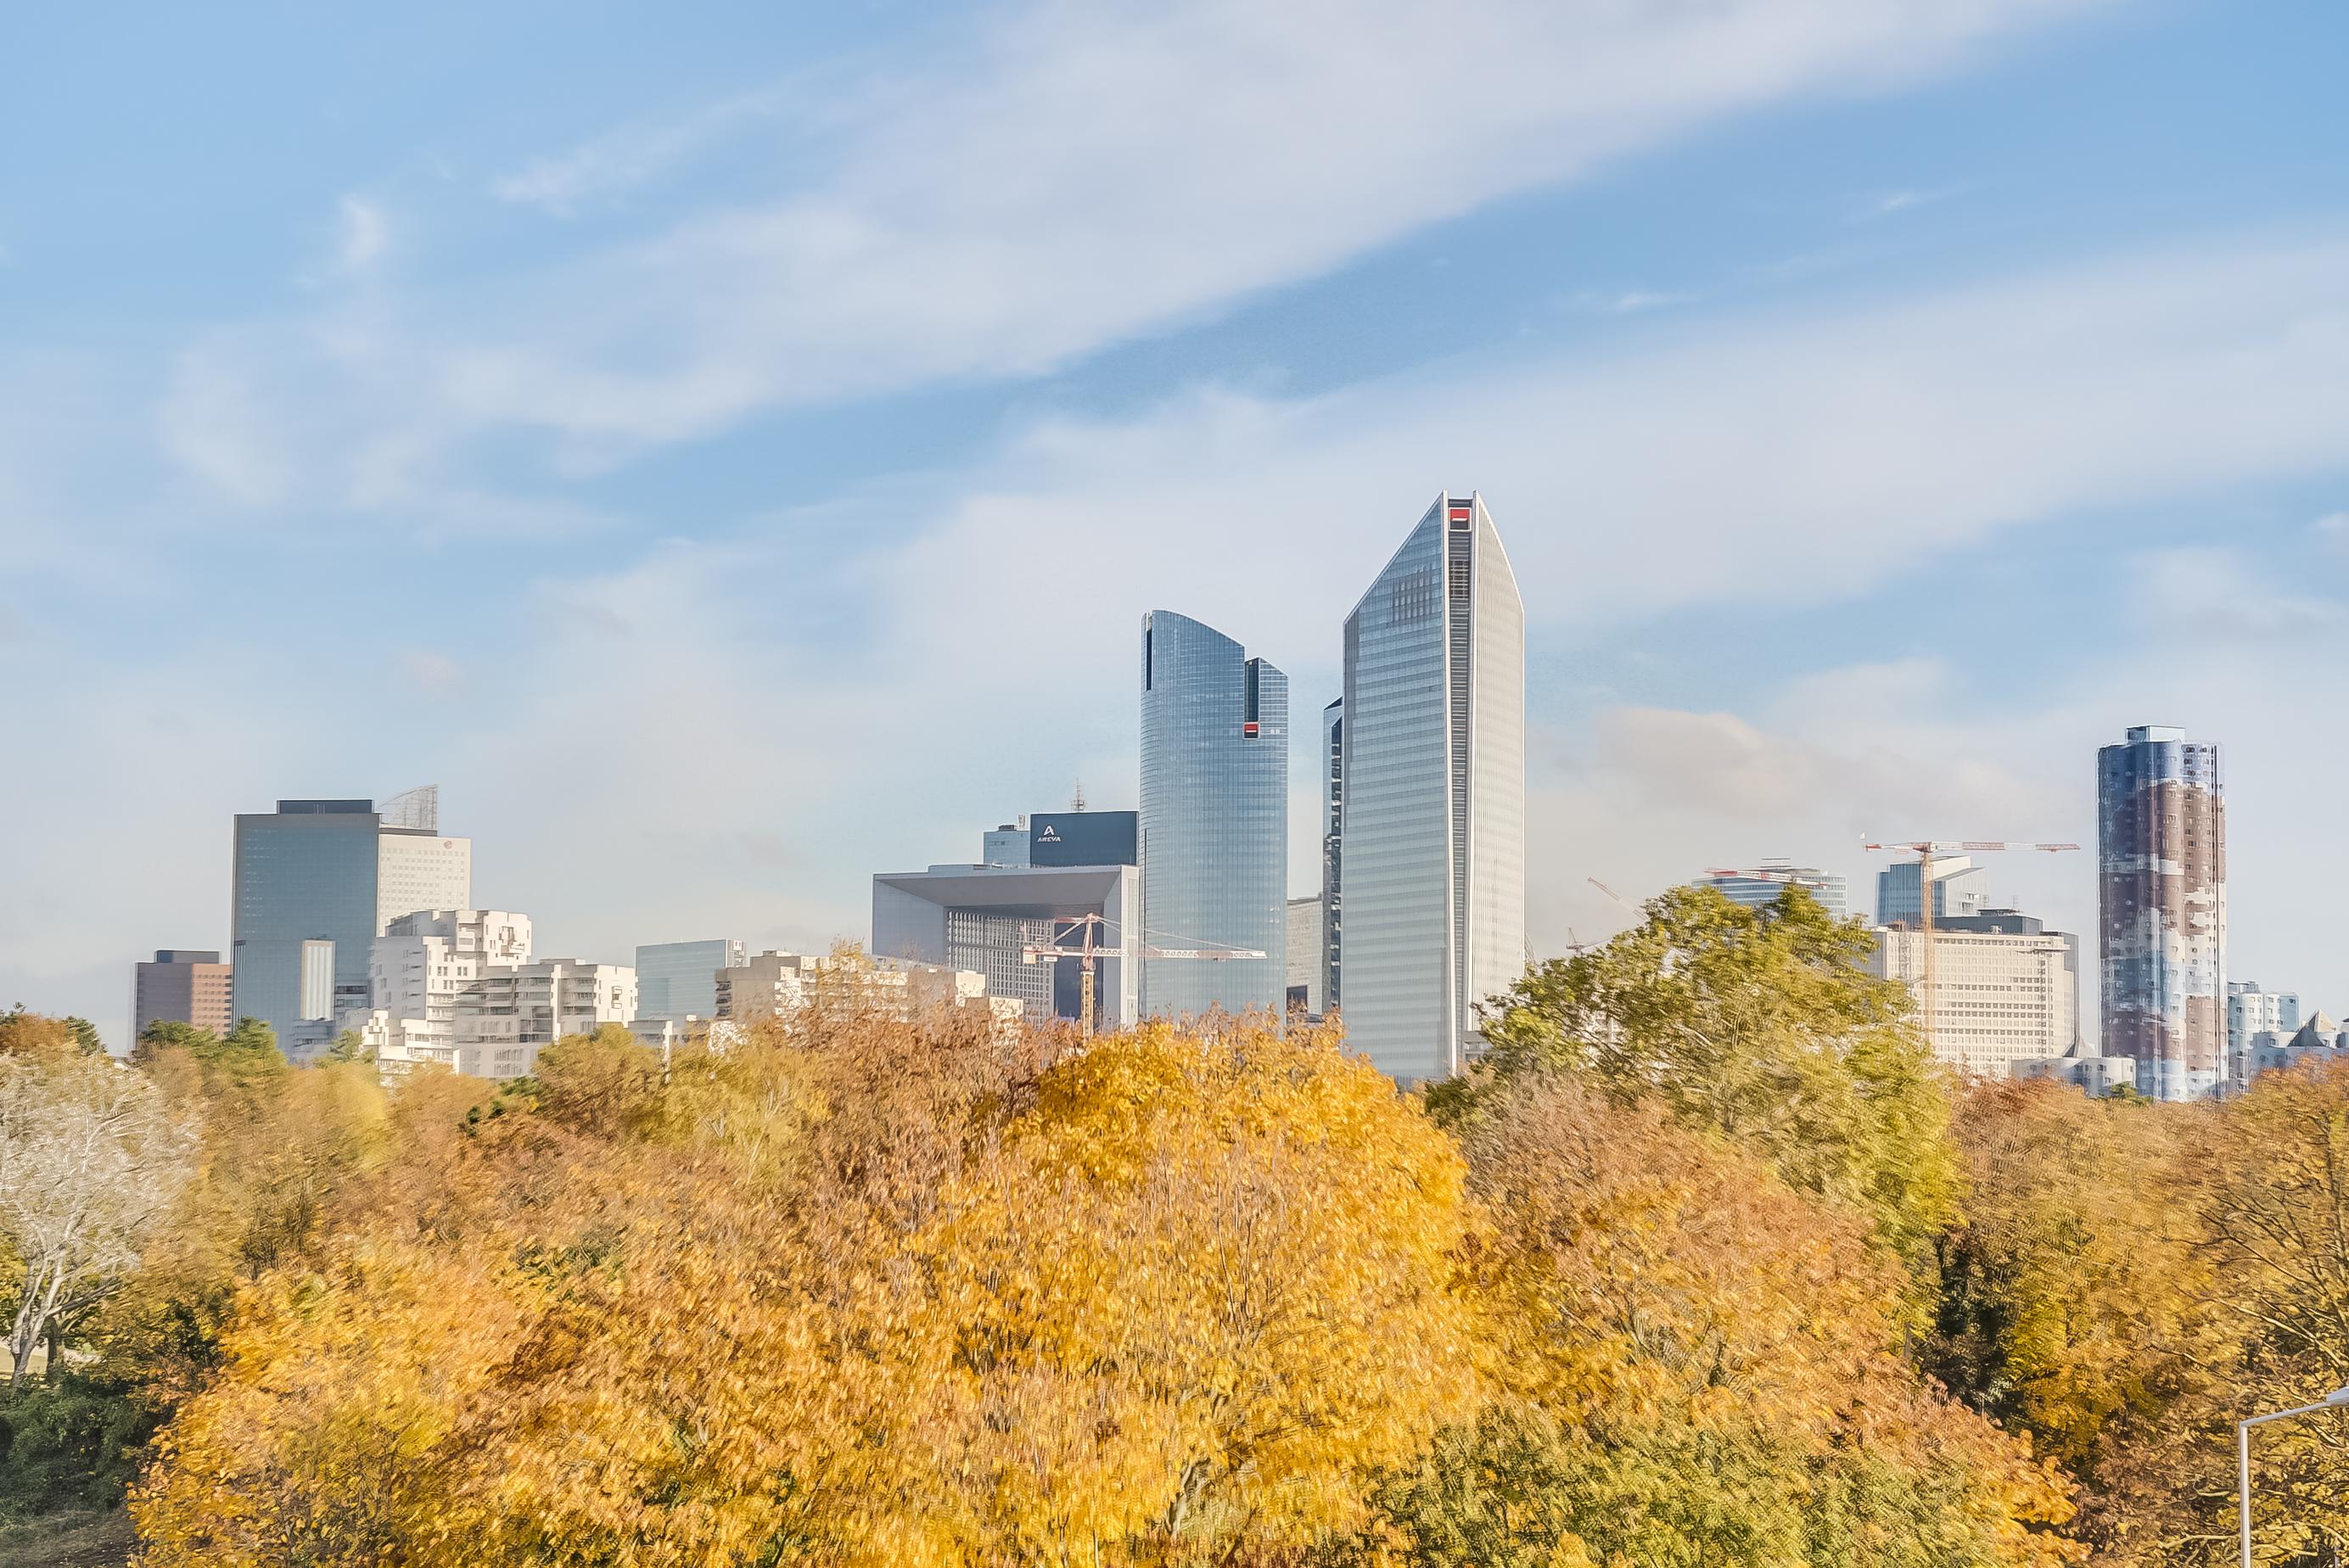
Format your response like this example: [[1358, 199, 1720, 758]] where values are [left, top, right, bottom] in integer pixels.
[[1020, 913, 1265, 1040], [1861, 839, 2080, 1057], [1587, 877, 1634, 912]]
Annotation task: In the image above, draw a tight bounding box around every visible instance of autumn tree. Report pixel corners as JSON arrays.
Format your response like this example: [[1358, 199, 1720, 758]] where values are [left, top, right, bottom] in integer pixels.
[[1460, 883, 1959, 1270], [0, 1038, 196, 1387], [1352, 1080, 2077, 1568]]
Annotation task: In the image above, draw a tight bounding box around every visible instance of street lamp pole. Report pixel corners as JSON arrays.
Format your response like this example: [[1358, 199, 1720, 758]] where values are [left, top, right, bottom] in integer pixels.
[[2238, 1385, 2349, 1568]]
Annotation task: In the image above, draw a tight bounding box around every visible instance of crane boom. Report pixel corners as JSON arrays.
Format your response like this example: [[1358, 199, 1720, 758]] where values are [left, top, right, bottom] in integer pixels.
[[1018, 913, 1263, 1040]]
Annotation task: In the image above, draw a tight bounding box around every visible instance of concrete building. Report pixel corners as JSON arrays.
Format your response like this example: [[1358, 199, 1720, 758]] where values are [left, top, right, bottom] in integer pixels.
[[132, 949, 232, 1043], [1285, 896, 1325, 1017], [2244, 1013, 2349, 1081], [1871, 913, 2079, 1078], [449, 960, 637, 1082], [635, 938, 744, 1022], [2015, 1050, 2139, 1096], [1876, 857, 1989, 927], [1321, 697, 1343, 1016], [1138, 610, 1287, 1018], [715, 950, 1022, 1034], [2098, 725, 2227, 1100], [1699, 862, 1849, 920], [357, 910, 533, 1075], [231, 793, 470, 1057], [1338, 491, 1525, 1083], [2228, 981, 2302, 1090], [873, 862, 1140, 1031]]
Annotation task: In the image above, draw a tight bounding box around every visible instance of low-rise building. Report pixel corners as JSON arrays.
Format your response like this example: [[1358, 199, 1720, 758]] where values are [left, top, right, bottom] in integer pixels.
[[1698, 862, 1849, 921], [2015, 1050, 2139, 1096], [1870, 911, 2078, 1078], [716, 949, 1022, 1035], [449, 960, 637, 1082], [351, 910, 533, 1078]]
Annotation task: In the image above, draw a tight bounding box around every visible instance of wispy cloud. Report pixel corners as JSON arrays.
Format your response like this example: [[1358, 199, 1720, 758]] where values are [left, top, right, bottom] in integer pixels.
[[1858, 181, 1971, 220], [337, 196, 387, 273], [162, 0, 2118, 497], [489, 87, 791, 215]]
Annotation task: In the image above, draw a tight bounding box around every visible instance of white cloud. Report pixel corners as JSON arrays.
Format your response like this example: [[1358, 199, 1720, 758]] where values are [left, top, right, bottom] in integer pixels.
[[489, 87, 790, 215], [165, 0, 2116, 489], [2131, 546, 2344, 640], [2313, 510, 2349, 548], [337, 195, 387, 274]]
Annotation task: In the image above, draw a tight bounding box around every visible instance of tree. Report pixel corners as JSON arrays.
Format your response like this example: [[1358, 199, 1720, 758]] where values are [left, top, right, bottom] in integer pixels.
[[1355, 1080, 2077, 1568], [1462, 884, 1959, 1270], [0, 1044, 196, 1386]]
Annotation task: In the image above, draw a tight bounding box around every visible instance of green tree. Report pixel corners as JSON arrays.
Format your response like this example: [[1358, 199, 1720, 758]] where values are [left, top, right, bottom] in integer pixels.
[[1457, 884, 1959, 1268]]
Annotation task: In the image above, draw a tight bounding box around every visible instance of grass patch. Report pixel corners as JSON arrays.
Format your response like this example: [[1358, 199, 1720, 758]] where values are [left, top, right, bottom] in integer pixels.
[[0, 1508, 135, 1567]]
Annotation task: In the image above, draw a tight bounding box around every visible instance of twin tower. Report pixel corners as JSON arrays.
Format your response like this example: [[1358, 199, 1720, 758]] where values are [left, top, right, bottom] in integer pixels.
[[1138, 492, 1525, 1084]]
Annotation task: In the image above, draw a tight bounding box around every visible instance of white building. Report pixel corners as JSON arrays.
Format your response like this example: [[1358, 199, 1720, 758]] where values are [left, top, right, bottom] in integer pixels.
[[446, 960, 637, 1082], [2015, 1050, 2139, 1096], [354, 910, 534, 1077], [1337, 491, 1526, 1084], [2228, 981, 2303, 1090], [716, 949, 1022, 1034], [1870, 916, 2078, 1078]]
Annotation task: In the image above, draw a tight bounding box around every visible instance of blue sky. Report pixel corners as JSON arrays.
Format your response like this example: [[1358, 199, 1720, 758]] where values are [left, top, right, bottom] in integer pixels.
[[5, 0, 2347, 1048]]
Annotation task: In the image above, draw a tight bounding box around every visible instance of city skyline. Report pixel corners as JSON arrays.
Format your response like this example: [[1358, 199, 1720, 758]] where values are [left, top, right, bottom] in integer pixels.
[[7, 2, 2349, 1050]]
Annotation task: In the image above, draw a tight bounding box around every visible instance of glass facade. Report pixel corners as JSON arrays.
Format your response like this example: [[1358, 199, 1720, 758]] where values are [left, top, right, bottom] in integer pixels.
[[231, 804, 384, 1050], [635, 938, 744, 1021], [1137, 611, 1287, 1018], [1875, 858, 1987, 927], [1339, 494, 1525, 1083], [1321, 697, 1343, 1013]]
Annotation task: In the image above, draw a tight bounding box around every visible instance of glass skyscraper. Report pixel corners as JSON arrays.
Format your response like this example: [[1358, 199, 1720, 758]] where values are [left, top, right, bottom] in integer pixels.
[[1137, 610, 1287, 1018], [231, 795, 470, 1056], [2098, 724, 2226, 1100], [1320, 697, 1343, 1014], [1338, 492, 1524, 1083], [635, 938, 745, 1021]]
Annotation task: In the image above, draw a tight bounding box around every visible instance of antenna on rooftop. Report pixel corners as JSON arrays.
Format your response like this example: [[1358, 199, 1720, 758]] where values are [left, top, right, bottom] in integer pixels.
[[1072, 779, 1087, 812], [380, 785, 439, 833]]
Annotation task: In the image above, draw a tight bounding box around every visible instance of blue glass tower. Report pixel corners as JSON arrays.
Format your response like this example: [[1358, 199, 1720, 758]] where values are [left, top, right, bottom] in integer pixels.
[[1138, 611, 1287, 1019]]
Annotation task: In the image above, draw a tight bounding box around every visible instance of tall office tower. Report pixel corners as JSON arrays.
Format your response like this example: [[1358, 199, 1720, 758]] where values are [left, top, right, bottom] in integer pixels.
[[1285, 896, 1326, 1016], [1876, 857, 1989, 927], [635, 938, 745, 1022], [1137, 610, 1288, 1018], [2227, 981, 2302, 1089], [132, 949, 232, 1042], [1700, 862, 1849, 921], [1340, 492, 1525, 1083], [2099, 725, 2227, 1100], [231, 793, 471, 1056], [1870, 910, 2080, 1078], [1321, 697, 1343, 1015]]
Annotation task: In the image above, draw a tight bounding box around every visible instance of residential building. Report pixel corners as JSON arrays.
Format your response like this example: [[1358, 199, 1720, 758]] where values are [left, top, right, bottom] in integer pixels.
[[358, 910, 533, 1075], [2244, 1013, 2349, 1081], [1321, 697, 1343, 1016], [1875, 857, 1989, 927], [2015, 1050, 2139, 1096], [1338, 491, 1525, 1083], [2228, 981, 2302, 1089], [449, 960, 637, 1082], [715, 949, 1022, 1035], [873, 862, 1140, 1030], [1286, 896, 1325, 1016], [132, 949, 232, 1043], [1699, 861, 1849, 920], [1137, 610, 1287, 1018], [2098, 725, 2227, 1100], [230, 792, 470, 1057], [1871, 912, 2079, 1078], [635, 938, 744, 1022]]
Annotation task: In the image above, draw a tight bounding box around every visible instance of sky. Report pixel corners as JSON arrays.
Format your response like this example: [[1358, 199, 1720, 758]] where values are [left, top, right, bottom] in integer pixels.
[[3, 0, 2346, 1050]]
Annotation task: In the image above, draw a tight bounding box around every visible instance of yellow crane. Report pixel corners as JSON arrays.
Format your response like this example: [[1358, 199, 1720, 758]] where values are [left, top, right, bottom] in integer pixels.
[[1861, 839, 2079, 1056]]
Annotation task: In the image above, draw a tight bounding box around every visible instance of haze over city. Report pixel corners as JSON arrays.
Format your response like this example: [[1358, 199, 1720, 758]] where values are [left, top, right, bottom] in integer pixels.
[[7, 0, 2347, 1051]]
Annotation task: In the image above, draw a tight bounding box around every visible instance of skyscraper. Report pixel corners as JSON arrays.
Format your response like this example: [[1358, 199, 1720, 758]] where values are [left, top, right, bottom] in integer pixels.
[[1339, 491, 1525, 1083], [230, 793, 470, 1056], [2098, 725, 2227, 1100], [1700, 862, 1849, 920], [1320, 697, 1343, 1015], [132, 949, 232, 1043], [1137, 610, 1287, 1017], [1876, 857, 1989, 927]]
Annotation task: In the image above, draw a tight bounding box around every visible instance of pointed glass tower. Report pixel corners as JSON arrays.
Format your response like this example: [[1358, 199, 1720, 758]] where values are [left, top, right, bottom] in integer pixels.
[[1337, 492, 1524, 1083]]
